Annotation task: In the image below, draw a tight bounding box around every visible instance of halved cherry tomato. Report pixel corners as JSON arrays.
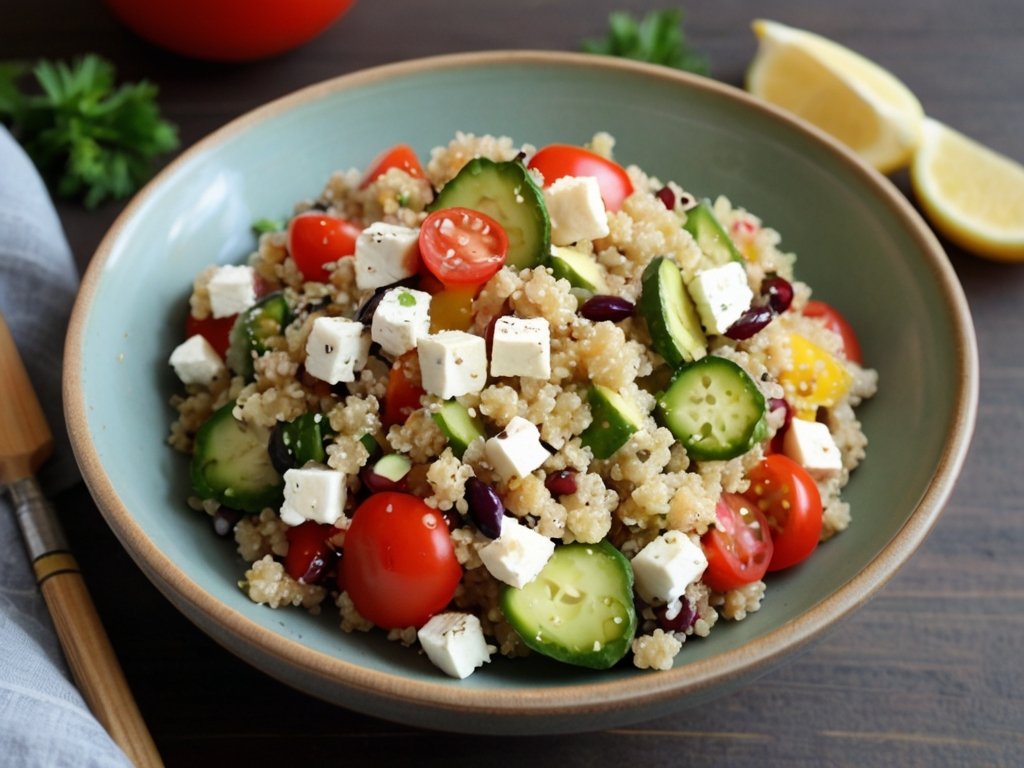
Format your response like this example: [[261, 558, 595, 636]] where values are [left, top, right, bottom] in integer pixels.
[[744, 455, 823, 572], [284, 521, 340, 585], [287, 212, 361, 283], [342, 492, 462, 629], [701, 493, 774, 592], [185, 313, 236, 358], [419, 207, 508, 287], [528, 144, 634, 212], [359, 144, 425, 188], [803, 300, 863, 365], [382, 351, 425, 428]]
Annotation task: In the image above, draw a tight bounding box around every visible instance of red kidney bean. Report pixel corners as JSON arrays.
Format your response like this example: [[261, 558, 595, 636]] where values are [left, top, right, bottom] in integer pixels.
[[655, 597, 698, 633], [465, 477, 504, 539], [544, 469, 578, 496], [656, 186, 676, 209], [725, 303, 775, 340], [359, 465, 408, 494], [761, 275, 794, 313], [580, 295, 635, 322]]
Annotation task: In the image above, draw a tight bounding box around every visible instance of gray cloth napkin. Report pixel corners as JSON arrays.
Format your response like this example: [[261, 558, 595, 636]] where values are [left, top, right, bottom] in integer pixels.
[[1, 126, 133, 767]]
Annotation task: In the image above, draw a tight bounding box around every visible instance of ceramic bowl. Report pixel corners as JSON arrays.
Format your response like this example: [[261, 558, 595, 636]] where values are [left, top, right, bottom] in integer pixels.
[[64, 51, 977, 734]]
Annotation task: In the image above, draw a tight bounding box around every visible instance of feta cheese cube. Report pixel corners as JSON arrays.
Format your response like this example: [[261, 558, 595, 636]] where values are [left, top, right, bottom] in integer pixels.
[[783, 417, 844, 479], [484, 416, 550, 480], [168, 334, 226, 386], [207, 264, 257, 318], [416, 331, 487, 399], [631, 530, 708, 604], [354, 222, 420, 290], [304, 316, 370, 384], [479, 516, 555, 588], [687, 261, 754, 335], [279, 466, 347, 527], [417, 613, 492, 679], [489, 316, 551, 379], [544, 176, 610, 246], [371, 287, 432, 356]]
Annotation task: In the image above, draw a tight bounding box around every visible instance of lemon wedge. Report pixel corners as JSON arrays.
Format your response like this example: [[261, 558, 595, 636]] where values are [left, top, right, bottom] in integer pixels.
[[911, 118, 1024, 262], [746, 19, 924, 174]]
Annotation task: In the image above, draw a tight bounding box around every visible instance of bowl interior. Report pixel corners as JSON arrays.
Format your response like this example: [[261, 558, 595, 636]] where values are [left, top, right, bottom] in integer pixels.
[[68, 53, 975, 721]]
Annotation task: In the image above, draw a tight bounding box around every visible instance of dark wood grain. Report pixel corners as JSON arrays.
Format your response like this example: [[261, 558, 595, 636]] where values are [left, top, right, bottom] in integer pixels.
[[5, 0, 1023, 765]]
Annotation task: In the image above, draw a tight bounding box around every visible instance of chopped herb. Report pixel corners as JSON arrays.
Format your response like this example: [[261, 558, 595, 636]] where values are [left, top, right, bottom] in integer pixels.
[[580, 9, 709, 76], [398, 291, 417, 307], [0, 54, 179, 208], [252, 217, 285, 235]]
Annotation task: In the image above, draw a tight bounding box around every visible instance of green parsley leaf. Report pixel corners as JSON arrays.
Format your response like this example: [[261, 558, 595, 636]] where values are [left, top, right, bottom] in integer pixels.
[[0, 54, 178, 208], [252, 217, 285, 235], [581, 9, 710, 76]]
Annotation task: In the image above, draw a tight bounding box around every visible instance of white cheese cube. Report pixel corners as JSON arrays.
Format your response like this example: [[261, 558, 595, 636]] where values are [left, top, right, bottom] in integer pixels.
[[354, 222, 421, 290], [479, 516, 555, 588], [631, 530, 708, 604], [168, 334, 226, 386], [544, 176, 610, 246], [484, 416, 551, 480], [417, 613, 492, 679], [687, 261, 754, 335], [489, 316, 551, 379], [783, 418, 844, 479], [279, 466, 347, 527], [416, 331, 487, 399], [304, 316, 370, 384], [207, 264, 257, 318], [371, 287, 432, 356]]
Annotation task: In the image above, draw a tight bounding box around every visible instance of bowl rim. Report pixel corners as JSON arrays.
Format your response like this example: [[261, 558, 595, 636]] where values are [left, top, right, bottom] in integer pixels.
[[63, 49, 979, 719]]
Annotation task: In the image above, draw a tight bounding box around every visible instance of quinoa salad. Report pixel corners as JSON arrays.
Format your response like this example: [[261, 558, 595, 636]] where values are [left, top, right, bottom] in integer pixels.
[[167, 132, 877, 678]]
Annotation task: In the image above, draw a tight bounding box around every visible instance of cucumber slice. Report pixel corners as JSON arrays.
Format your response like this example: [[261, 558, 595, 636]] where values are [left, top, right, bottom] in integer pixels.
[[432, 399, 485, 458], [682, 198, 743, 267], [372, 453, 412, 483], [191, 401, 283, 513], [429, 158, 550, 270], [639, 256, 707, 367], [226, 291, 291, 380], [580, 384, 643, 460], [501, 541, 637, 670], [656, 356, 768, 461], [268, 412, 332, 474], [549, 246, 607, 292]]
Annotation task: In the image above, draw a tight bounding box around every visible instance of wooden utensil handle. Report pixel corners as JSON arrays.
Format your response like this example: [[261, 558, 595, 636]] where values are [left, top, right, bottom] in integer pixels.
[[10, 478, 163, 768]]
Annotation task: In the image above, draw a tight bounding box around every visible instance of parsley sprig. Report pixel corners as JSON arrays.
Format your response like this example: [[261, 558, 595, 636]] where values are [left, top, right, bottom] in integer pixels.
[[0, 54, 178, 208], [581, 9, 709, 76]]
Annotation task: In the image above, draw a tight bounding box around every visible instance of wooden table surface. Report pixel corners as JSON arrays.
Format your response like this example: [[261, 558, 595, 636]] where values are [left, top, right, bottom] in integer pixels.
[[4, 0, 1023, 765]]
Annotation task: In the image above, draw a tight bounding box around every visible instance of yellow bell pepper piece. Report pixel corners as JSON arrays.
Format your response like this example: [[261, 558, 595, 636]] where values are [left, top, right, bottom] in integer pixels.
[[779, 333, 853, 419], [429, 285, 476, 332]]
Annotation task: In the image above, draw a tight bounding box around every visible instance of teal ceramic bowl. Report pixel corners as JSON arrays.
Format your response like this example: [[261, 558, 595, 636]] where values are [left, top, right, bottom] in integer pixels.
[[65, 52, 977, 734]]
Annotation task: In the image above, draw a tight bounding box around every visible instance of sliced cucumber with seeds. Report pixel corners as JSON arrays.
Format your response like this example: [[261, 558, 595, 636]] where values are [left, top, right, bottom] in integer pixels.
[[191, 401, 283, 513], [501, 541, 637, 670], [683, 198, 742, 267], [656, 355, 769, 461], [549, 246, 607, 292], [432, 399, 485, 458], [226, 291, 291, 380], [429, 158, 550, 270], [268, 412, 333, 474], [580, 384, 643, 460], [639, 256, 707, 368]]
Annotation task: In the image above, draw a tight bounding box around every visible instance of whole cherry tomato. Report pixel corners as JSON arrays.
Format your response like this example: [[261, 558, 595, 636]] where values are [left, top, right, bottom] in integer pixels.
[[744, 455, 823, 572], [701, 493, 774, 592], [287, 212, 361, 283], [284, 521, 340, 585], [528, 144, 634, 211], [360, 144, 425, 188], [185, 313, 235, 358]]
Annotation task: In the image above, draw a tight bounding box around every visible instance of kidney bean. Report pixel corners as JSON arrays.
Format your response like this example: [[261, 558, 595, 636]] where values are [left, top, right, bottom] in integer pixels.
[[761, 275, 794, 314], [579, 295, 635, 322], [544, 469, 578, 496], [655, 597, 698, 633], [465, 478, 505, 539], [725, 303, 775, 340]]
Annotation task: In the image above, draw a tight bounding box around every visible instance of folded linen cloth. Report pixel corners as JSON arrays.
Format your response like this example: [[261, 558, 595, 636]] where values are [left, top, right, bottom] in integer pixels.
[[0, 126, 133, 767]]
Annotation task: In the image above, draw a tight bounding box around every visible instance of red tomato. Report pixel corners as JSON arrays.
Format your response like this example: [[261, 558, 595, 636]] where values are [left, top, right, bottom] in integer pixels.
[[284, 521, 340, 584], [342, 492, 462, 629], [701, 493, 774, 592], [527, 144, 634, 212], [360, 144, 425, 188], [745, 455, 823, 572], [419, 207, 508, 287], [185, 313, 235, 358], [803, 300, 863, 365], [382, 351, 425, 428], [103, 0, 354, 61], [287, 212, 361, 283]]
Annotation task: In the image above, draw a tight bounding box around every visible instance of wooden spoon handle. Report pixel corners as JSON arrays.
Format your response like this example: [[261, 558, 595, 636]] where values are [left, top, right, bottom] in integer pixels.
[[10, 478, 163, 768]]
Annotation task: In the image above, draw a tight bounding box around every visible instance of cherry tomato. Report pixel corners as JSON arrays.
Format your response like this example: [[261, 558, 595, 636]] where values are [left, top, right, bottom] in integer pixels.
[[185, 313, 235, 358], [701, 493, 774, 592], [104, 0, 355, 62], [287, 212, 361, 283], [382, 351, 425, 428], [803, 300, 863, 365], [284, 521, 340, 585], [419, 207, 508, 287], [360, 144, 425, 188], [342, 492, 462, 629], [744, 455, 823, 572], [527, 144, 634, 212]]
